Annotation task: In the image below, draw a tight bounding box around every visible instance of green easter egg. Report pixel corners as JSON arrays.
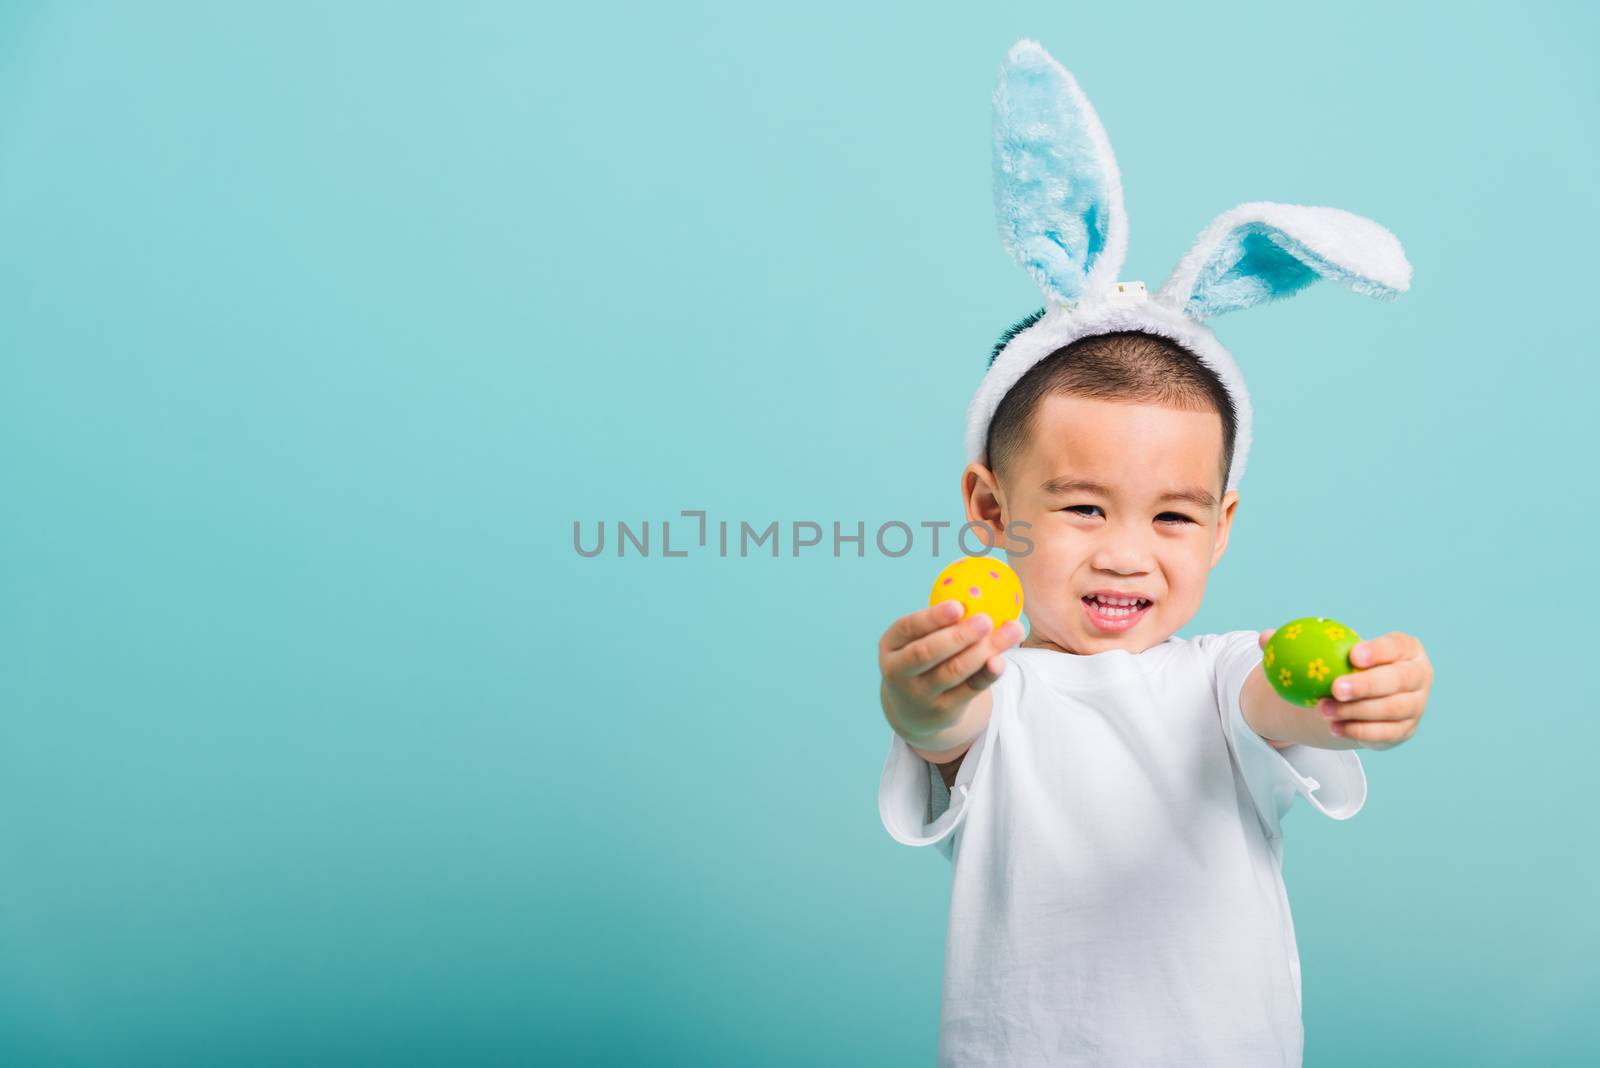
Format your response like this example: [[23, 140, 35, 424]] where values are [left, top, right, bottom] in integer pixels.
[[1263, 617, 1361, 707]]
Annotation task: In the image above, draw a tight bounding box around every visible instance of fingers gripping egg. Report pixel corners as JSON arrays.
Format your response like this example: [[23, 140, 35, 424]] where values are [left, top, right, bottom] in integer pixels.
[[930, 556, 1024, 629], [1263, 617, 1361, 706]]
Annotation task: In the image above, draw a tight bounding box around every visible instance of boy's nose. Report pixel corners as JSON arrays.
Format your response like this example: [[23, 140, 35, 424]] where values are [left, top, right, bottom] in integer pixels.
[[1088, 549, 1152, 575]]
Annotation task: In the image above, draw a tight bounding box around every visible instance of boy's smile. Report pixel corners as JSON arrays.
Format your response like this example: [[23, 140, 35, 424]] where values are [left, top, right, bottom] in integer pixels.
[[965, 393, 1240, 657]]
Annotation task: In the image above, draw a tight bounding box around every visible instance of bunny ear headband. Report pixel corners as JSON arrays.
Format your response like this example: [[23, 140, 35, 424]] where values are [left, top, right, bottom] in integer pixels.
[[969, 39, 1413, 493]]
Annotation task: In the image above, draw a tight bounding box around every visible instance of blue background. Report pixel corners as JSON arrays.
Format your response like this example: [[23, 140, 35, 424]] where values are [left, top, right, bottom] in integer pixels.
[[2, 2, 1595, 1064]]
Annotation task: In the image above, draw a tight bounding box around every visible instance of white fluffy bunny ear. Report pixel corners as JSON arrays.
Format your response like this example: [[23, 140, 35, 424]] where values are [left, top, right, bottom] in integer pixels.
[[1155, 202, 1412, 322], [992, 40, 1128, 306]]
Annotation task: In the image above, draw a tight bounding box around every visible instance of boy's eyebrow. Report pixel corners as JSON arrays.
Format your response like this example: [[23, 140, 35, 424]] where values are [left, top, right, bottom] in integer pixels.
[[1039, 477, 1217, 510]]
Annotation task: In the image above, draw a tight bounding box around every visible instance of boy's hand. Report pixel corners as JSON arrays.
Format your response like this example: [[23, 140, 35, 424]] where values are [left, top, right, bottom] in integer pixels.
[[1259, 628, 1433, 749], [879, 600, 1025, 744]]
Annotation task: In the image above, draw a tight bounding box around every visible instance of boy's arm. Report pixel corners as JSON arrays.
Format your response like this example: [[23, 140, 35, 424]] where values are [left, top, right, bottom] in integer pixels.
[[908, 689, 993, 789], [1241, 664, 1361, 750]]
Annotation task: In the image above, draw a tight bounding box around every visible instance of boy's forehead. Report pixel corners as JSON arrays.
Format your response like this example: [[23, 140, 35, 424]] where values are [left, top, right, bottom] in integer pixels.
[[1015, 393, 1225, 496]]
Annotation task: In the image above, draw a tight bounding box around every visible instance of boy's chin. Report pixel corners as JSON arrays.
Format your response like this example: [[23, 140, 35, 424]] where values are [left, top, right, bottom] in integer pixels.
[[1025, 615, 1182, 656]]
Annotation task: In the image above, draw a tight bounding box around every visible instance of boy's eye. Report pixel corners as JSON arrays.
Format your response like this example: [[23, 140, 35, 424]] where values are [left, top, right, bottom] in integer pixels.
[[1062, 505, 1194, 525]]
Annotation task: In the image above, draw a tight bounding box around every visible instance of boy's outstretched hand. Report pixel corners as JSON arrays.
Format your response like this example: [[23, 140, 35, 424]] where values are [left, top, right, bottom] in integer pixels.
[[880, 600, 1025, 753], [1258, 628, 1433, 749]]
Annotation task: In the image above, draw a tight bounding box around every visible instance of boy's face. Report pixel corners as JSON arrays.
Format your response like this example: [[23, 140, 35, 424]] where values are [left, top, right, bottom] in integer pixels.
[[965, 393, 1240, 656]]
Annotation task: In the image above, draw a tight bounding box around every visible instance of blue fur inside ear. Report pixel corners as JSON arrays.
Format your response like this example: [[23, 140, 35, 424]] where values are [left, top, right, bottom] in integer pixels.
[[1187, 224, 1403, 320], [994, 52, 1116, 303]]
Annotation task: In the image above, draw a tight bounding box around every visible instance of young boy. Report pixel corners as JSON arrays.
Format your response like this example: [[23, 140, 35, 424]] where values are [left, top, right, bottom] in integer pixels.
[[876, 329, 1434, 1065], [876, 39, 1431, 1064]]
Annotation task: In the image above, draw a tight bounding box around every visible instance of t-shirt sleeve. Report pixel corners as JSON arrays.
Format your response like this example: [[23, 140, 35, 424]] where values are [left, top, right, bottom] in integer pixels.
[[877, 676, 1004, 863], [1205, 629, 1368, 840]]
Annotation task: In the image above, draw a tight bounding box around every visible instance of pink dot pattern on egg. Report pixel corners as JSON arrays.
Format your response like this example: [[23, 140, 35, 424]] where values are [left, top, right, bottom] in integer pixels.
[[968, 587, 981, 597], [942, 578, 952, 585], [989, 571, 999, 579]]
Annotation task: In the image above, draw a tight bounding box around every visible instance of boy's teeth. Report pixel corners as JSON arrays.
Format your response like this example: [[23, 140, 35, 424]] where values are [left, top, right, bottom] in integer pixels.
[[1085, 595, 1149, 618]]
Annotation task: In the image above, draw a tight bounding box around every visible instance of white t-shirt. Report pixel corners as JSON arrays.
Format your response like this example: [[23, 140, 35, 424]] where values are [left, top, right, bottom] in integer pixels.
[[878, 630, 1367, 1067]]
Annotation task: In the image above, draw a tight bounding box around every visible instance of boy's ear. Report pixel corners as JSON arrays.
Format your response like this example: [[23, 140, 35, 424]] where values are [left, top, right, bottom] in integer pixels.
[[963, 463, 1006, 547], [992, 39, 1128, 307], [1210, 490, 1240, 568], [1154, 202, 1411, 322]]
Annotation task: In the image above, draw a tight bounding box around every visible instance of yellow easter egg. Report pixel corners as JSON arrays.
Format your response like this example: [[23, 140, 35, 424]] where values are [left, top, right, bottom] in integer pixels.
[[929, 555, 1024, 628]]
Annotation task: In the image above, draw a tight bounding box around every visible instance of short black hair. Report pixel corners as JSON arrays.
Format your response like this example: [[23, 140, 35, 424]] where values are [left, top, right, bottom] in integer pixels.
[[985, 322, 1238, 493]]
